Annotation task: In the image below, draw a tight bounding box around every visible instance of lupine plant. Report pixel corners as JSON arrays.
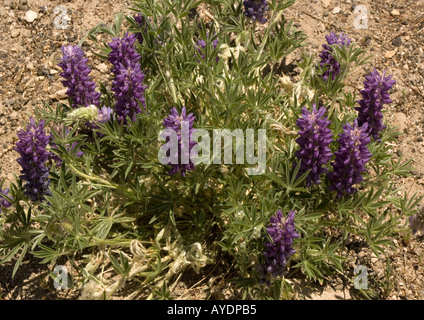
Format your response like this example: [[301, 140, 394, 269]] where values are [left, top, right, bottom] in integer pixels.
[[0, 0, 420, 300]]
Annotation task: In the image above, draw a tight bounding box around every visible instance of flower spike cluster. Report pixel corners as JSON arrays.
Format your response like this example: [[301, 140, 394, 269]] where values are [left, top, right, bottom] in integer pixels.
[[58, 45, 101, 108], [355, 69, 396, 141], [15, 118, 52, 202], [327, 120, 372, 197], [319, 32, 352, 81], [108, 32, 147, 124], [257, 210, 300, 285], [295, 104, 333, 186], [162, 107, 197, 177], [243, 0, 269, 24]]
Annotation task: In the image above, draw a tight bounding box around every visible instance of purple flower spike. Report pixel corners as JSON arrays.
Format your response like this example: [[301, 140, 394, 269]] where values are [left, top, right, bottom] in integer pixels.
[[15, 118, 52, 202], [295, 104, 333, 186], [327, 120, 372, 197], [325, 32, 352, 47], [58, 45, 101, 108], [0, 185, 12, 213], [243, 0, 269, 24], [355, 69, 396, 141], [162, 107, 197, 177], [108, 32, 147, 124], [319, 32, 352, 81], [108, 32, 141, 72], [257, 210, 300, 285], [111, 62, 146, 124]]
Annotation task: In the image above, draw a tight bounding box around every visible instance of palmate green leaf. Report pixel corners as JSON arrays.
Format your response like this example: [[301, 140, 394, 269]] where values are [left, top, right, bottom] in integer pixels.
[[92, 218, 114, 240], [32, 244, 68, 264], [293, 260, 324, 281], [139, 255, 170, 283], [393, 191, 423, 216], [268, 18, 307, 62], [109, 251, 131, 277], [296, 212, 323, 223], [0, 243, 24, 265], [147, 184, 182, 223], [12, 244, 28, 279], [360, 186, 391, 217], [279, 0, 297, 11], [13, 199, 32, 227]]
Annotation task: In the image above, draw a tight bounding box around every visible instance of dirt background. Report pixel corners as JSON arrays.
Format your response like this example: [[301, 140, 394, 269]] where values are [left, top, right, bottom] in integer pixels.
[[0, 0, 424, 300]]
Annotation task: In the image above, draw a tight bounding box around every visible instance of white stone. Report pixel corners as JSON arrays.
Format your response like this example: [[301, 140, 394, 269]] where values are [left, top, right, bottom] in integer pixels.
[[322, 0, 331, 8], [10, 28, 20, 38], [332, 7, 342, 14], [49, 88, 68, 100], [385, 50, 396, 59], [24, 10, 38, 23], [391, 9, 400, 16], [26, 62, 34, 70]]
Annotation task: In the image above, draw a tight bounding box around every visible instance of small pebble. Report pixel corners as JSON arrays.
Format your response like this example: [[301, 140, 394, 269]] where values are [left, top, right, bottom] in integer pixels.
[[24, 10, 37, 23], [392, 37, 402, 47], [332, 7, 342, 14], [11, 28, 21, 38], [385, 50, 396, 59], [391, 9, 400, 16], [37, 67, 44, 77]]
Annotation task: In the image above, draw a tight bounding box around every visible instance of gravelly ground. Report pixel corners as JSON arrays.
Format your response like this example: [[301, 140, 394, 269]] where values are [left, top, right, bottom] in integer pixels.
[[0, 0, 424, 300]]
